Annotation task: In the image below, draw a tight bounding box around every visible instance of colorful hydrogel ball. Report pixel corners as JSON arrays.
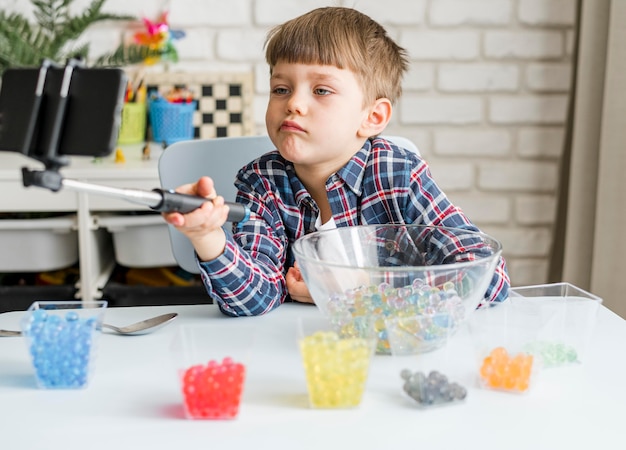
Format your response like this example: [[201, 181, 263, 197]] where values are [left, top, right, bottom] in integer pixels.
[[401, 369, 467, 407], [326, 280, 466, 354], [181, 357, 246, 419], [300, 331, 372, 408], [479, 347, 533, 393], [523, 340, 578, 368], [22, 309, 98, 388]]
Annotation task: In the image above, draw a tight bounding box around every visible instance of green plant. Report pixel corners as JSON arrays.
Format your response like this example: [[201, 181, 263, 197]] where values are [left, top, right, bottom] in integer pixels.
[[0, 0, 171, 74]]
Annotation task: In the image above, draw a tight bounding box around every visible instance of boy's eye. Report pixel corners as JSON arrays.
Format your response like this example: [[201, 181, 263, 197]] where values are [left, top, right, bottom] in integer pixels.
[[314, 88, 332, 96], [272, 87, 290, 95]]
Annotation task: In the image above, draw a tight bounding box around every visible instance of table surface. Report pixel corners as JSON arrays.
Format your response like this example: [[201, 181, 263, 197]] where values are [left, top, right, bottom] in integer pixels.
[[1, 302, 624, 450]]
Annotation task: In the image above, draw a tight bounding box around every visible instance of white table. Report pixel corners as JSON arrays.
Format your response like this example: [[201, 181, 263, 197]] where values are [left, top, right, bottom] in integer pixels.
[[0, 302, 624, 450]]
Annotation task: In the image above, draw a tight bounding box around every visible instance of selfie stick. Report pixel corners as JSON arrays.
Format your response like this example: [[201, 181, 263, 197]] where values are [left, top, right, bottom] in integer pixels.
[[18, 59, 250, 223], [21, 168, 250, 222]]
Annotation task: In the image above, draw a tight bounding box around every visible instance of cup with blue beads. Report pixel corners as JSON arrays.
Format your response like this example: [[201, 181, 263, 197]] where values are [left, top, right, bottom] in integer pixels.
[[20, 300, 107, 389]]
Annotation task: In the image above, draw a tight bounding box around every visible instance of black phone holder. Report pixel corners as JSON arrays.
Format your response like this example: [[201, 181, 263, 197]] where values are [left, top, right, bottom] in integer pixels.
[[13, 59, 249, 222]]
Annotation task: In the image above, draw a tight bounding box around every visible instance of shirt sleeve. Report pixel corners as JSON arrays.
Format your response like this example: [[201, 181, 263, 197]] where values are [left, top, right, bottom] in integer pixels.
[[196, 162, 291, 317], [197, 228, 287, 316]]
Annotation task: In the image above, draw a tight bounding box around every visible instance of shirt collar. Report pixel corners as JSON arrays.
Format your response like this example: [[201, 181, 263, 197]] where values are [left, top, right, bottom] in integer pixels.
[[331, 139, 371, 196]]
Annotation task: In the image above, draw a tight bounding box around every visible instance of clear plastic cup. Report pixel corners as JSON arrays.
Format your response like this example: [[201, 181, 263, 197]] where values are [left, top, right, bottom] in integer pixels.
[[171, 323, 254, 420], [298, 315, 376, 408], [20, 300, 107, 389]]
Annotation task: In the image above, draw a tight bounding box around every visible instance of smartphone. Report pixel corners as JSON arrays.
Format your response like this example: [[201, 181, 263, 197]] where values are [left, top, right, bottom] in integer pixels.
[[0, 65, 126, 158]]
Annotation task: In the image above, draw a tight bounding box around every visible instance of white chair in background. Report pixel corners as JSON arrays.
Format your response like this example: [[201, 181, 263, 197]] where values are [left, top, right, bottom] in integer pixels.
[[158, 135, 419, 273]]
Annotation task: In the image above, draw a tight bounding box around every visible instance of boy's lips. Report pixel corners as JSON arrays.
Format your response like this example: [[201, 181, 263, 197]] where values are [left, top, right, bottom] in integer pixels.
[[280, 120, 305, 132]]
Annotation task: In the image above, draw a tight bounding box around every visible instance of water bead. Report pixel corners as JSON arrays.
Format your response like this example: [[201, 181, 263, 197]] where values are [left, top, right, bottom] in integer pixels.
[[442, 281, 455, 292], [181, 358, 246, 419], [401, 369, 466, 407], [522, 340, 578, 368], [24, 311, 100, 388], [300, 331, 372, 408], [479, 347, 533, 392], [386, 295, 406, 310], [326, 278, 467, 354], [32, 309, 48, 323]]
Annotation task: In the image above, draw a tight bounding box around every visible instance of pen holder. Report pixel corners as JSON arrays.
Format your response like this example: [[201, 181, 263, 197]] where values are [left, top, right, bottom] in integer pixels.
[[117, 102, 147, 144], [149, 100, 197, 146]]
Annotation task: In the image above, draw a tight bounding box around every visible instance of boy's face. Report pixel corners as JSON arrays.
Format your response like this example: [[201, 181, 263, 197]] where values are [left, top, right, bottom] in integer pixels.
[[265, 62, 373, 176]]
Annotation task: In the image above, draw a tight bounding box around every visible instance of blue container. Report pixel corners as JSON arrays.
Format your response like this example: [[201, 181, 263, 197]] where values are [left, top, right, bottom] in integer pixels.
[[149, 99, 197, 145]]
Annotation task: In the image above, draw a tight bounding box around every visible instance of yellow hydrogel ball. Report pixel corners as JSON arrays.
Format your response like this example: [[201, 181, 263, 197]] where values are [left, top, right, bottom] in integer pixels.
[[300, 331, 372, 408]]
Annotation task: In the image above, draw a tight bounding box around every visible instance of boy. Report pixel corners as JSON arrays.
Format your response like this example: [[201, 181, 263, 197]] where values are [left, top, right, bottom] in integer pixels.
[[163, 7, 510, 317]]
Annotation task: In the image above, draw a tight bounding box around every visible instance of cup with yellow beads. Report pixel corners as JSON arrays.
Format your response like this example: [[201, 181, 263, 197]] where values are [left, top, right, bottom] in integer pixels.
[[297, 315, 377, 409]]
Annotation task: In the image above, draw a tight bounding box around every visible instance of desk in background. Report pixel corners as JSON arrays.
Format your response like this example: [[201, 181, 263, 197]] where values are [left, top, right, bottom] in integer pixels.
[[0, 143, 168, 302], [0, 302, 624, 450]]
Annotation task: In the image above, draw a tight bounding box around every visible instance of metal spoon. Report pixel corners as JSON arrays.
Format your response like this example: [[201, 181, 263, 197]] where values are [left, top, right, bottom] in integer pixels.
[[0, 312, 178, 337]]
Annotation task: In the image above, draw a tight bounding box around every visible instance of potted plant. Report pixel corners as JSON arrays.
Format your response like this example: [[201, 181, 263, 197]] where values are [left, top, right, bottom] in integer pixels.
[[0, 0, 173, 74]]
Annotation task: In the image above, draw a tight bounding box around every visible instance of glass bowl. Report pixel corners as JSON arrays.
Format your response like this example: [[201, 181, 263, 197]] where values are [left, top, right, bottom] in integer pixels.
[[292, 224, 502, 354]]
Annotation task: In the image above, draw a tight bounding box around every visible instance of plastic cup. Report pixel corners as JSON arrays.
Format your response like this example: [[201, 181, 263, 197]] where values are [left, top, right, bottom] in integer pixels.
[[468, 301, 541, 394], [171, 323, 253, 420], [298, 315, 376, 409], [509, 282, 602, 367], [386, 314, 468, 408], [20, 300, 107, 389]]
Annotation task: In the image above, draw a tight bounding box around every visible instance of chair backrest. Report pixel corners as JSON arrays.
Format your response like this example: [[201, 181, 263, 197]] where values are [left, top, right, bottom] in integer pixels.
[[382, 135, 420, 156], [159, 135, 275, 273], [158, 135, 419, 273]]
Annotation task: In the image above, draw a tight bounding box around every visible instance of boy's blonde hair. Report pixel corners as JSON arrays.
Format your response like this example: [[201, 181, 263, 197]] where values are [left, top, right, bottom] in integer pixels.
[[264, 7, 409, 105]]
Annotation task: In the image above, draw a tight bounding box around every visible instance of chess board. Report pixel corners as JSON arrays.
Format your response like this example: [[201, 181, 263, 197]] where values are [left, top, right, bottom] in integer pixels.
[[142, 72, 254, 139]]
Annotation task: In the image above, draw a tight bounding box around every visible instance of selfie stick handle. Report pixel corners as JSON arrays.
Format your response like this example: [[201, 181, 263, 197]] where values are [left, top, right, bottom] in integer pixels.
[[152, 188, 250, 223], [57, 179, 249, 223]]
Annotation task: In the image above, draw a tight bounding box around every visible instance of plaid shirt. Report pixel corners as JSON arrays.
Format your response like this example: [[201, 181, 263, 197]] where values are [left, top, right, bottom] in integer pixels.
[[198, 136, 510, 316]]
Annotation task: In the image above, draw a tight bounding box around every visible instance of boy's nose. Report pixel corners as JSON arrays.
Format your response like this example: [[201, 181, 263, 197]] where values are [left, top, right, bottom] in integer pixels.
[[286, 91, 307, 115]]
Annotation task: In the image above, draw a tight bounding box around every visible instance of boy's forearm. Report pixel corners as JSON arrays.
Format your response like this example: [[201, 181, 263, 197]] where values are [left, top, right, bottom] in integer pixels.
[[482, 258, 511, 305], [198, 238, 287, 317]]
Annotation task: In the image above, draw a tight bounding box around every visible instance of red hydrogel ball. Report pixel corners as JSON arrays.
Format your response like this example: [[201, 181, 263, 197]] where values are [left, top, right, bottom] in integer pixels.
[[182, 357, 246, 419]]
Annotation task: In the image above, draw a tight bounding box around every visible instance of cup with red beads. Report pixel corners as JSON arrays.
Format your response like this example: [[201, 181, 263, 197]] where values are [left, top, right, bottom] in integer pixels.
[[171, 323, 254, 419]]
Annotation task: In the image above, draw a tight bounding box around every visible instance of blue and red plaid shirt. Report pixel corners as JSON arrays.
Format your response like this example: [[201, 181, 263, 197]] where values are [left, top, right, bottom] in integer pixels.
[[198, 136, 510, 316]]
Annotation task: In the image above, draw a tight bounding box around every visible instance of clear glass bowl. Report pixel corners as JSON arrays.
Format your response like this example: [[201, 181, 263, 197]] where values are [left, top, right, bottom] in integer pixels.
[[293, 224, 502, 354]]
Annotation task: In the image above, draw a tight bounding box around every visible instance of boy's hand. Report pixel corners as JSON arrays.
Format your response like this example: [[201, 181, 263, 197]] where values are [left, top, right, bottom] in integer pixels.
[[286, 262, 314, 304], [161, 176, 229, 261]]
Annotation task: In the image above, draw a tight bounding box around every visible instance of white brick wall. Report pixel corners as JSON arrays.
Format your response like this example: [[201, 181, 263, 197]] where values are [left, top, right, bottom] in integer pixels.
[[0, 0, 577, 287]]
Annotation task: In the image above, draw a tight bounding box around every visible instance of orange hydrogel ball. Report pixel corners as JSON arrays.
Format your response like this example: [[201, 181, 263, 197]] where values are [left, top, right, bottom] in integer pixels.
[[479, 347, 533, 392]]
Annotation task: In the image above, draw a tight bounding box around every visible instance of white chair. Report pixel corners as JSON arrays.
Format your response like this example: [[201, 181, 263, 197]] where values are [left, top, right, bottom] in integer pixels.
[[158, 135, 275, 273], [158, 135, 419, 273]]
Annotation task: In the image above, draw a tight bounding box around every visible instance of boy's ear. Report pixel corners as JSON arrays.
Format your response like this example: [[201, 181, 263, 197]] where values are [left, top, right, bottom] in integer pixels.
[[358, 98, 392, 138]]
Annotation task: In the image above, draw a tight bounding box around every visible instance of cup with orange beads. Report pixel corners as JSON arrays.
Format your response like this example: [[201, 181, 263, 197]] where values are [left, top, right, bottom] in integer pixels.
[[468, 300, 544, 393]]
